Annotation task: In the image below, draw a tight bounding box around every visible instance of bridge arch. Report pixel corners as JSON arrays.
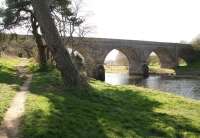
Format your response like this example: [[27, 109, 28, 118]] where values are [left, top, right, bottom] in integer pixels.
[[104, 49, 130, 64], [147, 52, 161, 68], [103, 48, 145, 76], [104, 49, 129, 73], [177, 54, 191, 65], [177, 47, 196, 64], [178, 58, 187, 67], [145, 48, 176, 68]]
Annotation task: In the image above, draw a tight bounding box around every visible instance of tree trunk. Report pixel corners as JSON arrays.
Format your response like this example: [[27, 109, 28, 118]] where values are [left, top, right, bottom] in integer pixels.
[[31, 15, 47, 70], [23, 48, 32, 58], [37, 43, 47, 70], [32, 0, 85, 87]]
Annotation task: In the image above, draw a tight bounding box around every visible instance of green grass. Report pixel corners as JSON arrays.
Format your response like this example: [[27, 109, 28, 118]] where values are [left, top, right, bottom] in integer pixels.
[[148, 56, 175, 74], [104, 65, 128, 73], [149, 65, 175, 75], [177, 60, 200, 71], [105, 55, 176, 74], [0, 56, 24, 123], [21, 69, 200, 138], [176, 60, 200, 76], [104, 65, 175, 75], [143, 55, 176, 74]]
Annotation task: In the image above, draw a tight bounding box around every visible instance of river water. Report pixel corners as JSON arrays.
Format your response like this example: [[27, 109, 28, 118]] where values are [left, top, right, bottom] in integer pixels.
[[105, 73, 200, 100]]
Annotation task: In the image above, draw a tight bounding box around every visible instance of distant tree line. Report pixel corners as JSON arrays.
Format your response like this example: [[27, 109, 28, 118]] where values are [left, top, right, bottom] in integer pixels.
[[192, 35, 200, 51], [0, 33, 36, 58]]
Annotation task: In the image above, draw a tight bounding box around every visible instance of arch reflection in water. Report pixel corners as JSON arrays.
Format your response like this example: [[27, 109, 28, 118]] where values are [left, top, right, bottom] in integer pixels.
[[105, 73, 200, 100]]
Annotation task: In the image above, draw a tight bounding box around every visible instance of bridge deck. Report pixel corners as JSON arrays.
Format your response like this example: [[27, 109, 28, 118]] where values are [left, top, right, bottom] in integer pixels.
[[72, 37, 192, 48]]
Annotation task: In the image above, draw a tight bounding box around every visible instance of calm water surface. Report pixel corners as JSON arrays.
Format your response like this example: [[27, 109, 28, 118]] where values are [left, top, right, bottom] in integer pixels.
[[105, 73, 200, 100]]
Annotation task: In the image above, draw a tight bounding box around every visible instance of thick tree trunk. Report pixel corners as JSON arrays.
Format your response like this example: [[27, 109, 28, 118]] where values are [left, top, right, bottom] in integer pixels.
[[31, 15, 47, 70], [46, 47, 55, 64], [37, 43, 47, 69], [23, 49, 32, 58], [32, 0, 85, 87]]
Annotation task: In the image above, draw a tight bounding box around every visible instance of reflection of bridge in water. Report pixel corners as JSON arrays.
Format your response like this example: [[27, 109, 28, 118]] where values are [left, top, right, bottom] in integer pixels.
[[67, 37, 196, 80]]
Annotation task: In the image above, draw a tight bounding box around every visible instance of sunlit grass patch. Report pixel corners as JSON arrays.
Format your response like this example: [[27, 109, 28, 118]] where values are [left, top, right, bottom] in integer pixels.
[[21, 69, 200, 138], [149, 65, 175, 75], [177, 60, 200, 71], [104, 65, 128, 73], [0, 56, 24, 124], [0, 84, 17, 123]]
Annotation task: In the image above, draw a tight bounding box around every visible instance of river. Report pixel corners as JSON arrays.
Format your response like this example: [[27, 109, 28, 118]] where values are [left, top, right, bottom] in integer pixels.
[[105, 73, 200, 100]]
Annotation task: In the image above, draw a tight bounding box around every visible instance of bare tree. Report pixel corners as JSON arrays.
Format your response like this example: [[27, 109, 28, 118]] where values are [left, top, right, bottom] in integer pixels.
[[192, 35, 200, 51], [53, 0, 93, 52], [0, 33, 8, 56], [52, 0, 94, 72]]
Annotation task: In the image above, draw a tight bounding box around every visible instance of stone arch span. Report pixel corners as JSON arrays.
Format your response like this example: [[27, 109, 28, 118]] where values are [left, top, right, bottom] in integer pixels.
[[103, 49, 130, 65], [103, 48, 144, 76], [145, 48, 177, 69], [59, 37, 196, 81], [104, 49, 130, 73], [177, 47, 196, 64]]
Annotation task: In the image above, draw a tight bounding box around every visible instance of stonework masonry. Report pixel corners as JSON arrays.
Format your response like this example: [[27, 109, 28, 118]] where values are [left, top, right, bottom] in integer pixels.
[[67, 37, 196, 79]]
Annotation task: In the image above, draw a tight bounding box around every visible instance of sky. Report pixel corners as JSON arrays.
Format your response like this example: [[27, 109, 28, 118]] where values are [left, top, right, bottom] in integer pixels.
[[1, 0, 200, 60], [81, 0, 200, 60], [2, 0, 200, 43], [83, 0, 200, 43]]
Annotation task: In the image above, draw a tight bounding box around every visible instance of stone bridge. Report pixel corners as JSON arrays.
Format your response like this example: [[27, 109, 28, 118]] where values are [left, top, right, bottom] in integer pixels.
[[66, 37, 195, 79]]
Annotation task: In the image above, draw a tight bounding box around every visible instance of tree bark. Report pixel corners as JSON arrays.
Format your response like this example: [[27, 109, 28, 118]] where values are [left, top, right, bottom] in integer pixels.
[[37, 43, 47, 69], [32, 0, 85, 87], [31, 15, 47, 70]]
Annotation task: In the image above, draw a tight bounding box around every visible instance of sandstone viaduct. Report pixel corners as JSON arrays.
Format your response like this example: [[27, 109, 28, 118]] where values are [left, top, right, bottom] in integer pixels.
[[67, 37, 196, 78]]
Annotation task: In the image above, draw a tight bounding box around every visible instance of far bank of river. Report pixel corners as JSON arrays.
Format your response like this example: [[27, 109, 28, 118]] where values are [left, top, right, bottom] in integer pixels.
[[105, 73, 200, 100]]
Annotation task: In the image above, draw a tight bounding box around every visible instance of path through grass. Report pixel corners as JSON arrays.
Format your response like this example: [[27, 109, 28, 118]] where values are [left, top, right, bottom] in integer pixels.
[[0, 56, 24, 124]]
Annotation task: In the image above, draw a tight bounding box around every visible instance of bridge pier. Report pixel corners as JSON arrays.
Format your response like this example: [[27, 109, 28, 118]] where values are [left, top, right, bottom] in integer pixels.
[[127, 49, 148, 76], [84, 57, 106, 81], [161, 62, 177, 69], [93, 64, 105, 81], [129, 62, 144, 76], [85, 64, 105, 81]]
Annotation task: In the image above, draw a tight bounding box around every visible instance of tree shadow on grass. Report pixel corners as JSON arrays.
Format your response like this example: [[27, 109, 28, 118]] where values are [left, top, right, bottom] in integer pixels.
[[21, 72, 200, 138]]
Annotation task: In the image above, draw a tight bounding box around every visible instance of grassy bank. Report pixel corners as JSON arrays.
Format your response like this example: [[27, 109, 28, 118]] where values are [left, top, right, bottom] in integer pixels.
[[176, 60, 200, 71], [104, 65, 128, 73], [149, 65, 175, 75], [105, 65, 175, 75], [0, 56, 23, 123], [175, 60, 200, 76], [21, 69, 200, 138]]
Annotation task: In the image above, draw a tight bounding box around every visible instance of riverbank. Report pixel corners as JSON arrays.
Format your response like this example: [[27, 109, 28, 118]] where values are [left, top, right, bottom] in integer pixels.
[[176, 60, 200, 76], [20, 68, 200, 137], [0, 57, 200, 137], [149, 65, 175, 75], [105, 64, 200, 77], [104, 65, 128, 73], [104, 65, 175, 75]]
